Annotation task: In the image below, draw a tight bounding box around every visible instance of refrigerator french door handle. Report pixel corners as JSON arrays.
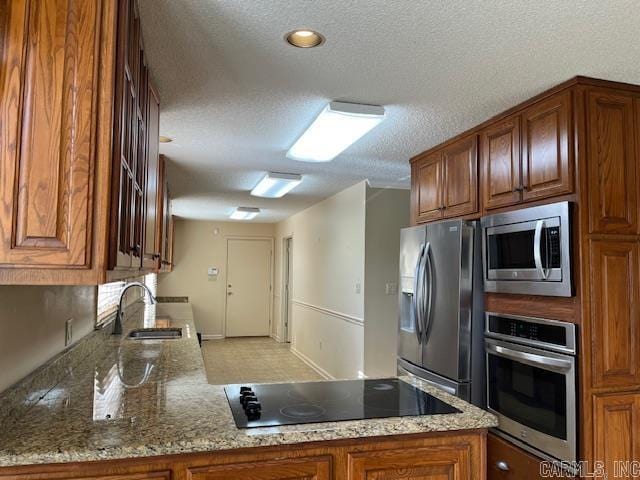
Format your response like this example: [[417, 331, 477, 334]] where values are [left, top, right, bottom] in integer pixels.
[[422, 242, 434, 341], [533, 220, 549, 280], [412, 243, 426, 343]]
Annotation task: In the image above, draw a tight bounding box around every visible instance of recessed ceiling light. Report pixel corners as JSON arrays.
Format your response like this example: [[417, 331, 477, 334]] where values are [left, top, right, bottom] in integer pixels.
[[159, 136, 173, 143], [287, 102, 386, 162], [285, 29, 324, 48], [251, 172, 303, 198], [230, 207, 260, 220]]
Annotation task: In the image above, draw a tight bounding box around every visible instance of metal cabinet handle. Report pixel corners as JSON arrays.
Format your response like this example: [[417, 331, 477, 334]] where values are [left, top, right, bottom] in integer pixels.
[[496, 461, 509, 471]]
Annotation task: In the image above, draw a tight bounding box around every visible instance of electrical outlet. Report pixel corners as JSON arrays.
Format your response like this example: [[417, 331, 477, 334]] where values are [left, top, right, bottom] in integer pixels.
[[355, 282, 361, 294], [385, 282, 398, 295], [319, 341, 323, 350], [65, 318, 73, 346]]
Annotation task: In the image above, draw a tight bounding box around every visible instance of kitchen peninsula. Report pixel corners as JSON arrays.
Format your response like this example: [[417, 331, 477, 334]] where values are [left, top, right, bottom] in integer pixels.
[[0, 301, 496, 479]]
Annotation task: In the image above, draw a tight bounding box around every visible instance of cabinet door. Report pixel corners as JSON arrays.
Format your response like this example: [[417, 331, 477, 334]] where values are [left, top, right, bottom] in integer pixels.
[[521, 91, 573, 202], [589, 240, 640, 389], [0, 0, 100, 268], [142, 82, 161, 270], [442, 135, 478, 218], [481, 115, 522, 210], [413, 152, 443, 224], [587, 90, 639, 234], [594, 393, 640, 477], [188, 456, 331, 480], [347, 444, 474, 480]]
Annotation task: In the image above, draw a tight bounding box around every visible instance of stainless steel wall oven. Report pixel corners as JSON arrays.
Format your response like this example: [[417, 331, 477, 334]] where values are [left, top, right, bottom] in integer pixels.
[[485, 312, 577, 463]]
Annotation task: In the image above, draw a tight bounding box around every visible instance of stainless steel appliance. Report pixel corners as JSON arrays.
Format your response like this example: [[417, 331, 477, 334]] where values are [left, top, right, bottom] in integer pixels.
[[397, 219, 484, 407], [485, 312, 577, 463], [481, 201, 572, 297], [224, 378, 460, 428]]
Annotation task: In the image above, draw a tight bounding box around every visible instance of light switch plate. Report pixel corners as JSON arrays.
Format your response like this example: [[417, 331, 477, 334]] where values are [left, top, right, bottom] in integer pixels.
[[385, 282, 398, 295]]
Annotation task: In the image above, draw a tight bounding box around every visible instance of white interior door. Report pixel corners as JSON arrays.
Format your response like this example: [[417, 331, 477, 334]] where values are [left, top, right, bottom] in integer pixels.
[[226, 238, 272, 337]]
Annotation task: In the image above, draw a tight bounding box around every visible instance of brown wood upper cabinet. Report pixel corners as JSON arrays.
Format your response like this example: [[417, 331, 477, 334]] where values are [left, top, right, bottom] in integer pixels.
[[521, 91, 572, 202], [0, 0, 101, 271], [412, 135, 478, 224], [480, 115, 522, 210], [587, 89, 639, 235], [480, 91, 573, 211], [0, 0, 169, 284], [143, 82, 162, 270]]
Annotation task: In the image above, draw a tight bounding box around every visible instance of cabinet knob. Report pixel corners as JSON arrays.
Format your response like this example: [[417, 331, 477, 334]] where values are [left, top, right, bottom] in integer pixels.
[[496, 461, 509, 471]]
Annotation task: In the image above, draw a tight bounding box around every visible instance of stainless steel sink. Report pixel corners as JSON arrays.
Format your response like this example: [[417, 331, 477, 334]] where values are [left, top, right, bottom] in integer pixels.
[[127, 328, 182, 340]]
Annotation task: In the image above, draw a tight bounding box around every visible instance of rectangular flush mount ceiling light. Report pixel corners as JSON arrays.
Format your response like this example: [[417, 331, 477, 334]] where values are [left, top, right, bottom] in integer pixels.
[[286, 101, 386, 162], [251, 172, 303, 198], [230, 207, 260, 220]]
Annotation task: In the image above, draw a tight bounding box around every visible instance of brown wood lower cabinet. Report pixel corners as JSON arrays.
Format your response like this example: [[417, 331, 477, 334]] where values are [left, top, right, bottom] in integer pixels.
[[0, 431, 486, 480], [593, 393, 640, 478]]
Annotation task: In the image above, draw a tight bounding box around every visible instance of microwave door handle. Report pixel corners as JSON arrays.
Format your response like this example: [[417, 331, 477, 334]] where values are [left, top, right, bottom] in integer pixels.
[[486, 343, 572, 373], [533, 220, 549, 280], [412, 244, 425, 343]]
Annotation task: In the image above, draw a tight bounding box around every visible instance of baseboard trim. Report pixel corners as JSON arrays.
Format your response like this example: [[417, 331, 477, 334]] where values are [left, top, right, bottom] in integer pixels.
[[201, 334, 224, 340], [270, 333, 283, 343], [291, 300, 364, 326], [290, 346, 334, 380]]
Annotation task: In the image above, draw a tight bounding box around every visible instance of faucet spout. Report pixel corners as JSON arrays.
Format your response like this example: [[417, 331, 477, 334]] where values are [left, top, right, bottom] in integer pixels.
[[112, 282, 157, 335]]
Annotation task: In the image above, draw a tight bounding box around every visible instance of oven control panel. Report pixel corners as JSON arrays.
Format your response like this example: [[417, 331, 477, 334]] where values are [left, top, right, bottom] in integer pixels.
[[486, 313, 576, 354]]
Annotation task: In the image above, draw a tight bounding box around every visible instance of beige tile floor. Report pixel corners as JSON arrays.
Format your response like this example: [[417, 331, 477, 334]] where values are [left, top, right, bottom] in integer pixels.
[[201, 337, 324, 385]]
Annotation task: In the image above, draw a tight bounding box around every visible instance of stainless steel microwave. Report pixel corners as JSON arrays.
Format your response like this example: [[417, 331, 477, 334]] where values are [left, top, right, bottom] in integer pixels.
[[481, 202, 572, 297]]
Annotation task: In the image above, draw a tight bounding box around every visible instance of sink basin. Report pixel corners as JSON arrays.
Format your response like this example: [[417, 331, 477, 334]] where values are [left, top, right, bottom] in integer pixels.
[[127, 328, 182, 340]]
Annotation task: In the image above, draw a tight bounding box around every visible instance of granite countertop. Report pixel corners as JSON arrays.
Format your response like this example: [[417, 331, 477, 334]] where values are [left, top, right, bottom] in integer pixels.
[[0, 302, 497, 467]]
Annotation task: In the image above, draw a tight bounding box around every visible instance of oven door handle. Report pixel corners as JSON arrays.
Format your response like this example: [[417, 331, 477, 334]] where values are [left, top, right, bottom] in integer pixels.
[[533, 219, 549, 280], [486, 343, 573, 373]]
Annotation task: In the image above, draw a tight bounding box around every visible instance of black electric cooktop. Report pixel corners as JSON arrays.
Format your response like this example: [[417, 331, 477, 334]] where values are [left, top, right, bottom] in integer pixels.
[[224, 378, 460, 429]]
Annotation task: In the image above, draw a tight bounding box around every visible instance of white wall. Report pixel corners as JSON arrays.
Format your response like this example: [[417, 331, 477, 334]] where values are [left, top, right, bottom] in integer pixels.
[[0, 286, 97, 393], [158, 220, 274, 337], [364, 187, 410, 377], [274, 182, 367, 379]]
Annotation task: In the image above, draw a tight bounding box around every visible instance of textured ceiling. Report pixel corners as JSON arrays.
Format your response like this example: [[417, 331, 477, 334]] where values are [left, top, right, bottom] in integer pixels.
[[138, 0, 640, 222]]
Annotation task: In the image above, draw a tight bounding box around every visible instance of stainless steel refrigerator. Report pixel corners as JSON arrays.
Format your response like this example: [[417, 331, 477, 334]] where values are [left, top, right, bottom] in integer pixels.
[[397, 219, 485, 407]]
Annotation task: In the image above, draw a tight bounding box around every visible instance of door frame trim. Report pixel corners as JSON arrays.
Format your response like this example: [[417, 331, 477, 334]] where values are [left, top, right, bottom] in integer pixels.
[[281, 235, 294, 343], [223, 236, 274, 338]]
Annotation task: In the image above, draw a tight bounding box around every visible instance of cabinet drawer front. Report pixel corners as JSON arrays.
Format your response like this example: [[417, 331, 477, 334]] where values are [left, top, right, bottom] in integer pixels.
[[0, 0, 100, 267], [481, 116, 522, 210], [188, 456, 332, 480], [347, 444, 473, 480], [521, 91, 573, 202], [587, 89, 639, 234], [589, 239, 640, 388], [487, 434, 546, 480]]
